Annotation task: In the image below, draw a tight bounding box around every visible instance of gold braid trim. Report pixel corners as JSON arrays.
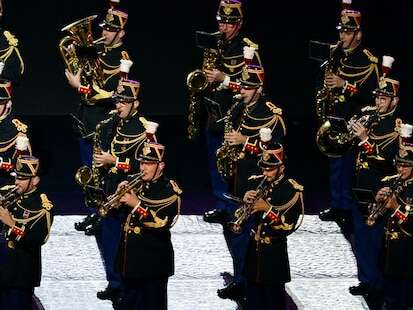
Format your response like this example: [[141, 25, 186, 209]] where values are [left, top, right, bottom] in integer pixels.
[[271, 192, 304, 231], [12, 119, 28, 133], [138, 194, 181, 229], [0, 31, 24, 74], [0, 135, 17, 152]]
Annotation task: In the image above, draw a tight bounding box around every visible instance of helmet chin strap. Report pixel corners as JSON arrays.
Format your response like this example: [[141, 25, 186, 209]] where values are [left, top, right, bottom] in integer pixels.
[[0, 100, 11, 121]]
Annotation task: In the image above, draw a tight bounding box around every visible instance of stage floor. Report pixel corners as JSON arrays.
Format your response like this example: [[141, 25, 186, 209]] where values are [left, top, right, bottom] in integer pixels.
[[35, 215, 368, 309]]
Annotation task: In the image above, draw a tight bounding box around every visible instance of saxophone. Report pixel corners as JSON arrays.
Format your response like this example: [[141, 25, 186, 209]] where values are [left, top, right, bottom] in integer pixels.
[[216, 98, 243, 179], [227, 176, 270, 233], [315, 41, 344, 122], [75, 112, 117, 208], [187, 32, 221, 140]]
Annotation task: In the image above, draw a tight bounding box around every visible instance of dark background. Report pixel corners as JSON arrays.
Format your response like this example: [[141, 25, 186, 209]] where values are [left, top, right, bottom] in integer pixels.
[[3, 0, 412, 214]]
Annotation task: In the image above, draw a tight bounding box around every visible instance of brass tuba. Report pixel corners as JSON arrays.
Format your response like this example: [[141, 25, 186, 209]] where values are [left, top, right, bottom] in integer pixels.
[[316, 106, 379, 158], [59, 15, 105, 103]]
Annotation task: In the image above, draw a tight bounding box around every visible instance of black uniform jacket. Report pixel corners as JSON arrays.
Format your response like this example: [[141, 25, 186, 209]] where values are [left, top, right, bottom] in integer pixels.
[[0, 28, 24, 84], [205, 33, 261, 132], [245, 175, 304, 285], [100, 111, 149, 196], [0, 189, 53, 288], [80, 43, 130, 135], [355, 108, 399, 192], [381, 176, 413, 279], [230, 95, 286, 197], [322, 44, 379, 120], [0, 116, 30, 186], [116, 175, 182, 281]]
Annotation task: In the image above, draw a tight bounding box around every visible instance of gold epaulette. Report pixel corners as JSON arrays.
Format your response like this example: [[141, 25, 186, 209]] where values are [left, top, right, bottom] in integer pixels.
[[243, 37, 259, 50], [248, 174, 264, 180], [40, 194, 53, 211], [381, 174, 400, 182], [4, 31, 18, 47], [265, 102, 282, 115], [12, 119, 28, 134], [139, 117, 148, 127], [288, 179, 304, 191], [170, 180, 182, 194], [363, 49, 379, 64]]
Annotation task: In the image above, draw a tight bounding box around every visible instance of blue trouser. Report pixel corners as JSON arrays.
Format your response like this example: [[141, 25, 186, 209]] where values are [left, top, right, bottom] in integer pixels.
[[328, 151, 356, 211], [383, 277, 413, 310], [95, 215, 122, 289], [0, 287, 33, 310], [352, 203, 384, 288], [205, 129, 250, 285], [223, 216, 254, 285], [120, 278, 168, 310]]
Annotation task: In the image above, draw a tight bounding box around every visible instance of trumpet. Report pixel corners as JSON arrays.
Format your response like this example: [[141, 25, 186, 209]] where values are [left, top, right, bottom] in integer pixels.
[[228, 176, 269, 233], [0, 187, 20, 210], [98, 172, 144, 217], [366, 175, 403, 226]]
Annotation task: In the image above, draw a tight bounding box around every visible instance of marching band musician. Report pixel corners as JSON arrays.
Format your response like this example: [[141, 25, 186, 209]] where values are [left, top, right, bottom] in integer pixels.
[[198, 0, 262, 225], [348, 65, 400, 298], [0, 79, 31, 188], [93, 78, 158, 302], [242, 143, 304, 310], [375, 135, 413, 310], [318, 1, 380, 226], [65, 3, 133, 235], [0, 156, 53, 309], [0, 0, 25, 85], [115, 142, 181, 310], [207, 63, 287, 302]]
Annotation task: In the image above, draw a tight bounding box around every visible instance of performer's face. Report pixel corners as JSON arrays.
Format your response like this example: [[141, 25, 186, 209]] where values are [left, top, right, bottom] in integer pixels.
[[262, 165, 284, 182], [101, 29, 124, 46], [140, 161, 164, 181], [240, 87, 260, 104], [339, 30, 361, 49], [116, 100, 138, 119], [15, 176, 39, 194], [397, 164, 413, 180], [375, 95, 397, 113], [218, 22, 239, 39]]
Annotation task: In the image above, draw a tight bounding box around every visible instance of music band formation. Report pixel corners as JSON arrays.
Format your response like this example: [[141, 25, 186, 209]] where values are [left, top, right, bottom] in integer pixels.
[[0, 0, 412, 309]]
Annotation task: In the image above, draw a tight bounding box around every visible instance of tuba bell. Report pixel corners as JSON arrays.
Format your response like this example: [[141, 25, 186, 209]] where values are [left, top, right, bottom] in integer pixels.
[[59, 15, 105, 103]]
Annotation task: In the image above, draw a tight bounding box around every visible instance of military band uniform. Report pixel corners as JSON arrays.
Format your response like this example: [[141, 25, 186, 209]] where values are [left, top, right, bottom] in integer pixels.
[[243, 148, 303, 309], [0, 157, 53, 310], [116, 143, 181, 310], [95, 80, 151, 295], [353, 115, 399, 295], [319, 8, 380, 220], [0, 29, 24, 84], [379, 176, 413, 309], [197, 0, 261, 218], [0, 80, 31, 188]]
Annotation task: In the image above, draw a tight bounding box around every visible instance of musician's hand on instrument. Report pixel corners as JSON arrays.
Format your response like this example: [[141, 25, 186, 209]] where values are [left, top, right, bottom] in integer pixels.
[[94, 151, 116, 167], [384, 194, 398, 210], [119, 190, 139, 207], [251, 198, 271, 214], [116, 181, 129, 194], [243, 190, 257, 204], [325, 74, 345, 89], [65, 68, 82, 89], [351, 121, 368, 141], [376, 187, 390, 203], [204, 69, 225, 83], [0, 206, 15, 227], [224, 130, 247, 145]]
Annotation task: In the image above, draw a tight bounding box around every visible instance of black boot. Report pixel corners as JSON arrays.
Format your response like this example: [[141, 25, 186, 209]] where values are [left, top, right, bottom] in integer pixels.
[[84, 217, 102, 236], [97, 287, 120, 301], [319, 208, 349, 224], [74, 213, 99, 232], [217, 282, 245, 300], [349, 282, 370, 296], [203, 209, 226, 224]]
